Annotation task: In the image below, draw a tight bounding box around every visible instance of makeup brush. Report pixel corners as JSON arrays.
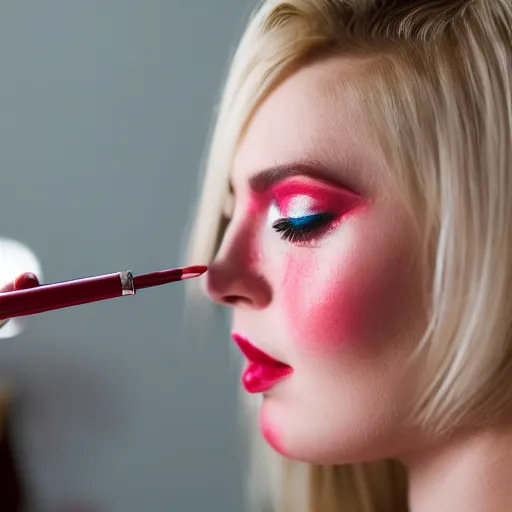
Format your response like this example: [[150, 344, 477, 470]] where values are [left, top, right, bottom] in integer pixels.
[[0, 266, 207, 321]]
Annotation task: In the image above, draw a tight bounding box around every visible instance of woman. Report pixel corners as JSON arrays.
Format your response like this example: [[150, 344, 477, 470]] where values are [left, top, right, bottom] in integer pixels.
[[188, 1, 512, 511]]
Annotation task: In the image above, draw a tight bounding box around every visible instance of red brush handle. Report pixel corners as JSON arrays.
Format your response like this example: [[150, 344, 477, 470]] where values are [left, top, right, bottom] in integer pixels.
[[0, 272, 134, 320]]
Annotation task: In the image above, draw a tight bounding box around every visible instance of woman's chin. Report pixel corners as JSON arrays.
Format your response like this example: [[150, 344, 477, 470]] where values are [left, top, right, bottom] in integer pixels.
[[259, 400, 288, 456], [258, 399, 326, 462], [258, 398, 393, 466]]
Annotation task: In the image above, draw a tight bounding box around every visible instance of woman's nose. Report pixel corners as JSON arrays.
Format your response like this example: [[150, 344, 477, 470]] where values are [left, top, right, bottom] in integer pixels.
[[205, 232, 271, 309]]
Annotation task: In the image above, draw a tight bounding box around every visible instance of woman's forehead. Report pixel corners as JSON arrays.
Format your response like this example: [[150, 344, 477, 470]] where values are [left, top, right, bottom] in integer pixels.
[[230, 58, 381, 195]]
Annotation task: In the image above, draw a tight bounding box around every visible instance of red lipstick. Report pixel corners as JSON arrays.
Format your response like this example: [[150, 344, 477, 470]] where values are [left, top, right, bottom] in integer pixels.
[[232, 334, 292, 393], [0, 266, 207, 321]]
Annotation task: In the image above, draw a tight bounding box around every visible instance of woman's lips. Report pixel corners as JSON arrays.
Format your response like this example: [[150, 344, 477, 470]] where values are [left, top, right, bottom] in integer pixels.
[[232, 333, 293, 393], [242, 362, 293, 394]]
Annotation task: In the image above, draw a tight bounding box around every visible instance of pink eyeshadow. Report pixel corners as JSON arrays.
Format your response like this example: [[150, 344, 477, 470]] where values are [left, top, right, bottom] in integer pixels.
[[272, 179, 361, 216], [247, 195, 261, 214]]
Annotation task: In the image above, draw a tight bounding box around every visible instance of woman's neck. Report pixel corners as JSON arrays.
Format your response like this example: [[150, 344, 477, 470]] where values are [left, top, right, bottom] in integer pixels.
[[404, 426, 512, 512]]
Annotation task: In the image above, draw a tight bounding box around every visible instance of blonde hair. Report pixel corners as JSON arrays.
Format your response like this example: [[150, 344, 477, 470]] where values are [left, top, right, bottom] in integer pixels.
[[187, 1, 512, 510]]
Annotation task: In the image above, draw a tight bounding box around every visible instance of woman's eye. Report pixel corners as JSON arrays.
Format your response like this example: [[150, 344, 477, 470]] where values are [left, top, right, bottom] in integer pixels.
[[271, 212, 335, 243]]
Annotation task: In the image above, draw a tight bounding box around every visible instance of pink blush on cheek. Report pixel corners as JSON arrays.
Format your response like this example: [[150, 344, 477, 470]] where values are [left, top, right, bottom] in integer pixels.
[[281, 217, 412, 357], [281, 248, 364, 353]]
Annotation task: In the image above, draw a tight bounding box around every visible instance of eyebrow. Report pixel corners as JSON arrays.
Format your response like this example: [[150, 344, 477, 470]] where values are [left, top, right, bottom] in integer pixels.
[[245, 162, 352, 193]]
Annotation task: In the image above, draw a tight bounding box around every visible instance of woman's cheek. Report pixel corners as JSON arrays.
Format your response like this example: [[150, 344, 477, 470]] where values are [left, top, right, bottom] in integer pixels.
[[279, 230, 397, 356], [279, 218, 422, 359], [281, 248, 363, 354]]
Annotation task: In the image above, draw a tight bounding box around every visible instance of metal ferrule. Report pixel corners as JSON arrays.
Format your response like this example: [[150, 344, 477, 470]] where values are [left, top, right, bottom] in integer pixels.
[[120, 270, 135, 295]]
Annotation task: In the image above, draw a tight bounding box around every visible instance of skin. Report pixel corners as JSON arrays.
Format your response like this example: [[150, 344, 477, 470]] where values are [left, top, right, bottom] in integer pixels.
[[405, 427, 512, 512], [206, 57, 512, 511], [207, 57, 427, 463], [0, 272, 40, 328]]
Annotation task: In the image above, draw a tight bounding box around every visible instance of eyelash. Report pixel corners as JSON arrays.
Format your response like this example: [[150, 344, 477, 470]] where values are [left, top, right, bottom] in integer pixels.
[[271, 212, 335, 243]]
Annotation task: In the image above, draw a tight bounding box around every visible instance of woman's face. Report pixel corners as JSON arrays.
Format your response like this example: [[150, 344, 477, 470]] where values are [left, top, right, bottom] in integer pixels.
[[206, 57, 428, 464]]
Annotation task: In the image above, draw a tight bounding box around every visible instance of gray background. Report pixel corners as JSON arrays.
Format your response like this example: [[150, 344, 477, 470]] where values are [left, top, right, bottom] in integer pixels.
[[0, 1, 256, 511]]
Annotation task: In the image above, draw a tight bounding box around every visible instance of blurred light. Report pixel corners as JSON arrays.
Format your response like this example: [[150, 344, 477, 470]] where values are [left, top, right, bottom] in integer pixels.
[[0, 236, 43, 339]]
